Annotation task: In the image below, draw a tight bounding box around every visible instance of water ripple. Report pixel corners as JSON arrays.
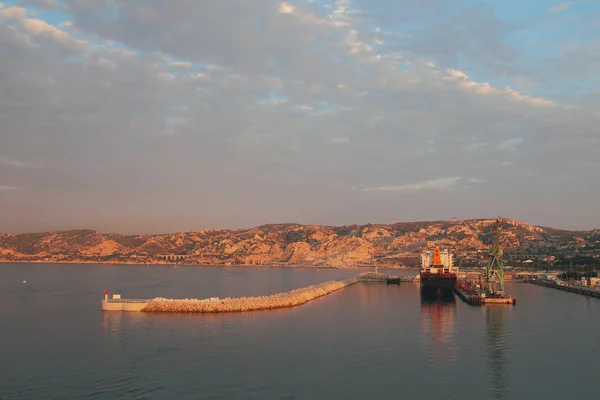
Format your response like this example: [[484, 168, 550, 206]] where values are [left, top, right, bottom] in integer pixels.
[[2, 265, 600, 399]]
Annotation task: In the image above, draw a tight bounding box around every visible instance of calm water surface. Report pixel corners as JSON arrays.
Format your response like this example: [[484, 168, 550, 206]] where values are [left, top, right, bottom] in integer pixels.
[[1, 263, 599, 399]]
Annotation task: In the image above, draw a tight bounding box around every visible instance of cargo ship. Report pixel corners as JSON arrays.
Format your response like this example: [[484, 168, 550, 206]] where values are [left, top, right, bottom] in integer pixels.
[[420, 247, 457, 289]]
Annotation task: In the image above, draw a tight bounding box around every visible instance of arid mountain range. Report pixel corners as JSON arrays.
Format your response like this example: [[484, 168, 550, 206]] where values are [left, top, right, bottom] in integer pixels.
[[1, 219, 598, 267]]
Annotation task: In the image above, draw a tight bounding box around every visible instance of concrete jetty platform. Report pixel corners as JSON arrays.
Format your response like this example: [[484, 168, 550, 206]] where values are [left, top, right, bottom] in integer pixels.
[[453, 281, 516, 305], [102, 298, 151, 312]]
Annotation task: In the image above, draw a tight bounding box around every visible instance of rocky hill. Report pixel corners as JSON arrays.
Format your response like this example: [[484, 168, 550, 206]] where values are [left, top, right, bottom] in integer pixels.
[[0, 219, 598, 267]]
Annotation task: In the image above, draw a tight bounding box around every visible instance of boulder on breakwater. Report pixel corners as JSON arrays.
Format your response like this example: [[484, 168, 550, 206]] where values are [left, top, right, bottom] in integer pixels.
[[142, 276, 360, 313]]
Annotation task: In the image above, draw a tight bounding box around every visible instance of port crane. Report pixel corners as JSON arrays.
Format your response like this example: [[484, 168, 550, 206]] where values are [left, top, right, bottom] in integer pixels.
[[485, 217, 505, 295], [458, 217, 507, 294]]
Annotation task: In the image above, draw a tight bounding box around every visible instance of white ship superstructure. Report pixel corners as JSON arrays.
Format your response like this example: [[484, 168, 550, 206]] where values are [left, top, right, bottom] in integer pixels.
[[421, 248, 455, 274]]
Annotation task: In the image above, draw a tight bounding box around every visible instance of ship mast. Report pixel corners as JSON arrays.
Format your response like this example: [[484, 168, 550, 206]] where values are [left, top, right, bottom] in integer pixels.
[[486, 217, 505, 295]]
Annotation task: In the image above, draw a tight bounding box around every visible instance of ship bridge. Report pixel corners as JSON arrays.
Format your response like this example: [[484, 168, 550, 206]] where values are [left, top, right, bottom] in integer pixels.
[[421, 248, 455, 274]]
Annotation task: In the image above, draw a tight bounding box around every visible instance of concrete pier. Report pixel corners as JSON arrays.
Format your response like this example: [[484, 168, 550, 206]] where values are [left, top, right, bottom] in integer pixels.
[[102, 299, 151, 311]]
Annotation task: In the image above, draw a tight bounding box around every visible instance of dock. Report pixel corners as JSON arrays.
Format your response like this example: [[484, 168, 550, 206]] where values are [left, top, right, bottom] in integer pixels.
[[453, 281, 516, 306], [453, 281, 482, 305], [482, 296, 516, 305], [526, 279, 600, 299]]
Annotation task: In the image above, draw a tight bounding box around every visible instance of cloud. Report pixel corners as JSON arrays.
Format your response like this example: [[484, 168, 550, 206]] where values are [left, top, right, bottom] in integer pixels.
[[0, 157, 44, 168], [0, 4, 84, 51], [362, 177, 463, 193], [278, 1, 296, 15], [443, 68, 555, 107], [330, 137, 349, 144], [547, 40, 600, 85], [0, 185, 16, 191], [21, 18, 85, 47], [17, 0, 60, 10], [169, 61, 192, 69], [378, 3, 525, 77], [0, 5, 27, 20], [465, 142, 489, 152], [547, 3, 573, 14], [498, 138, 524, 151], [0, 0, 598, 232]]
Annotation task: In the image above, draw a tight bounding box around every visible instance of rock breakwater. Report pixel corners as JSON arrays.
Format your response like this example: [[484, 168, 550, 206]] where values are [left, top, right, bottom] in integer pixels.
[[142, 276, 361, 313]]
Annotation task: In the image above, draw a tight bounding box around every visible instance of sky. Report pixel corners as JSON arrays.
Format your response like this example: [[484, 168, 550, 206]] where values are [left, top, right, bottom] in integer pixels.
[[0, 0, 599, 234]]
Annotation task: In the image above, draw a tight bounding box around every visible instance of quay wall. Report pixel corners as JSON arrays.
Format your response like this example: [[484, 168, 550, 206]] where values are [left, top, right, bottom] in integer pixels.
[[141, 276, 361, 313], [527, 280, 600, 298]]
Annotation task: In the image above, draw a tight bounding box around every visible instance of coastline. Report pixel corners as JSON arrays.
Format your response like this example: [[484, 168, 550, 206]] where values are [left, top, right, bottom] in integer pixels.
[[0, 260, 414, 270]]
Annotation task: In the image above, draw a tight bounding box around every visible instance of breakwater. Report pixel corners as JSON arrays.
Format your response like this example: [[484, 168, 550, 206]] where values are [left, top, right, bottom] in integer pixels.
[[526, 279, 600, 298], [101, 273, 412, 313], [100, 275, 367, 313], [142, 276, 360, 313]]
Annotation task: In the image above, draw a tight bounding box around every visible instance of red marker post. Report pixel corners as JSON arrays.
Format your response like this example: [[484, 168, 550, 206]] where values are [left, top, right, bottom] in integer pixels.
[[104, 289, 109, 301]]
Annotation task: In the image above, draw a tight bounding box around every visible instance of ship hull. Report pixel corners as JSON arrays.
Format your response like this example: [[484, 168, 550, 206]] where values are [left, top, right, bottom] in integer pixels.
[[420, 273, 457, 289]]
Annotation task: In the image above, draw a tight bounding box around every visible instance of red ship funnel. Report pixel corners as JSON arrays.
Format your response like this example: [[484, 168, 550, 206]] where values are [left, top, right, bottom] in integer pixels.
[[433, 248, 442, 266]]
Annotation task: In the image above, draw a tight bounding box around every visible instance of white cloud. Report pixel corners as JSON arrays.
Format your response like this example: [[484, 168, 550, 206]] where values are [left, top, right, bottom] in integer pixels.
[[499, 138, 524, 151], [0, 157, 43, 168], [58, 20, 73, 29], [444, 68, 555, 107], [278, 2, 295, 15], [18, 0, 60, 10], [362, 177, 463, 193], [95, 57, 117, 69], [278, 1, 325, 26], [0, 5, 27, 20], [465, 142, 488, 152], [330, 137, 349, 144], [0, 185, 16, 191], [547, 3, 573, 14], [1, 5, 85, 50], [295, 104, 314, 111], [169, 61, 192, 68]]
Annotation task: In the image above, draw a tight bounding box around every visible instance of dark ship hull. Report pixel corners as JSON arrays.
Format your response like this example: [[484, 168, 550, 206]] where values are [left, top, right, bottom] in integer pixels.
[[420, 272, 457, 289]]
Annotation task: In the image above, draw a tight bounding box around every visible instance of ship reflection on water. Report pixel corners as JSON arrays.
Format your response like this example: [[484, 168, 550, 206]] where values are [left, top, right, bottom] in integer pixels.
[[420, 287, 456, 305], [420, 288, 457, 372]]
